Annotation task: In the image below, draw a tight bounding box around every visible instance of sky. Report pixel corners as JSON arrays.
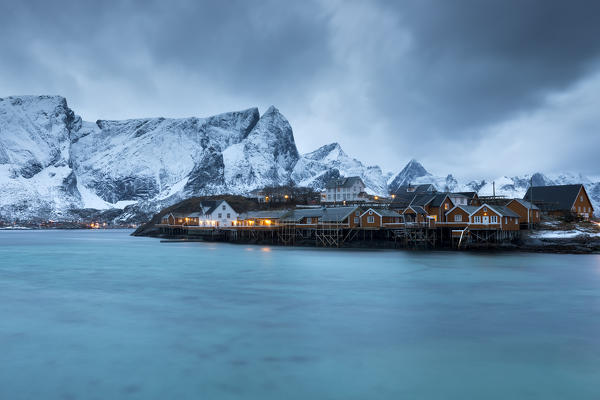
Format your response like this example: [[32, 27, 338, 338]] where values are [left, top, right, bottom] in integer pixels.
[[1, 0, 599, 179]]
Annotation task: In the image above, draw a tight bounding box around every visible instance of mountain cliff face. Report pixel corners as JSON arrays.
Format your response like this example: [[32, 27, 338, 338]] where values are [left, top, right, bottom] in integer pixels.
[[291, 143, 388, 196], [0, 96, 300, 221], [0, 94, 598, 222]]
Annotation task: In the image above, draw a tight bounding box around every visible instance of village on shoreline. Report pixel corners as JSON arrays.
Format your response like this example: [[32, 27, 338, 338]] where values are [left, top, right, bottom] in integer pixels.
[[133, 177, 600, 253]]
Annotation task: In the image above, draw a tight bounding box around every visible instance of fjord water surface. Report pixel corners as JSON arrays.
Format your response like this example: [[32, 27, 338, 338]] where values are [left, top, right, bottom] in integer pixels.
[[1, 230, 599, 400]]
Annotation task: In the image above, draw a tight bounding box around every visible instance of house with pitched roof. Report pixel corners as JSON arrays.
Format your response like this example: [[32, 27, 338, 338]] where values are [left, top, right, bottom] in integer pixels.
[[324, 176, 367, 203], [444, 204, 521, 230], [402, 205, 429, 224], [469, 204, 520, 230], [445, 205, 480, 225], [321, 206, 364, 227], [506, 199, 540, 225], [160, 200, 239, 227], [238, 210, 289, 226], [360, 208, 403, 228], [453, 192, 481, 206], [523, 184, 594, 220], [280, 208, 324, 226]]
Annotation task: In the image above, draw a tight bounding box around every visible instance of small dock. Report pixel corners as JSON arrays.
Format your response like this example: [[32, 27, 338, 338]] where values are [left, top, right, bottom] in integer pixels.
[[155, 222, 520, 249]]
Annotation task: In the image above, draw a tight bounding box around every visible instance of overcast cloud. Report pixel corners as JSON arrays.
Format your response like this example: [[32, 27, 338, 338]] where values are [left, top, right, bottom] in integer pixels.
[[1, 0, 599, 178]]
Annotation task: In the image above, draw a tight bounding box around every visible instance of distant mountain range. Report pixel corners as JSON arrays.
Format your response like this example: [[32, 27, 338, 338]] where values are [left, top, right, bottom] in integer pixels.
[[0, 95, 597, 222]]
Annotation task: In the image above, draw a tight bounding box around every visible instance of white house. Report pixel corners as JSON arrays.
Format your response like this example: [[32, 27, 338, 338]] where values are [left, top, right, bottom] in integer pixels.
[[199, 200, 238, 227], [324, 176, 367, 203], [160, 200, 239, 227]]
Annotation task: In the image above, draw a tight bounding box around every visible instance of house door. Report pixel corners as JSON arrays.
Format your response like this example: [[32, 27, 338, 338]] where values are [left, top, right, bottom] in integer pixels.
[[482, 216, 489, 224]]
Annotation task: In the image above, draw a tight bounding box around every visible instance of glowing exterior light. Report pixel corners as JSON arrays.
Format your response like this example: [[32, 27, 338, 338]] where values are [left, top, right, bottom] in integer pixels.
[[284, 195, 289, 199], [374, 196, 379, 200]]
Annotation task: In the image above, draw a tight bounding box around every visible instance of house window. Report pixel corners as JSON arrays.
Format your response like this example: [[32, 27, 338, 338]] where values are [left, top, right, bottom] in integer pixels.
[[354, 217, 359, 224], [367, 216, 375, 223], [222, 205, 226, 210], [580, 195, 583, 202], [369, 211, 373, 215], [483, 207, 487, 212], [307, 218, 312, 224], [218, 213, 222, 218], [227, 213, 230, 218], [444, 203, 449, 210], [505, 217, 508, 224], [474, 216, 481, 223], [490, 216, 498, 223], [355, 211, 359, 216], [454, 214, 462, 222]]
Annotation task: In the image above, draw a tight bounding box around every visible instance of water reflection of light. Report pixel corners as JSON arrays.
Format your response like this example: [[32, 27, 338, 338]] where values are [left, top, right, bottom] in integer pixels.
[[261, 247, 272, 253], [245, 247, 254, 251]]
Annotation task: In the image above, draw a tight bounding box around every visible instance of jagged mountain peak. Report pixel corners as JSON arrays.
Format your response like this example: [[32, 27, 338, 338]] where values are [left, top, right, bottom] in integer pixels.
[[304, 142, 347, 162], [1, 94, 598, 222], [387, 159, 431, 192]]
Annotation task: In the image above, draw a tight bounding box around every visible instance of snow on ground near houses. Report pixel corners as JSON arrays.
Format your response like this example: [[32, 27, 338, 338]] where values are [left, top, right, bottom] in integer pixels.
[[531, 229, 600, 239]]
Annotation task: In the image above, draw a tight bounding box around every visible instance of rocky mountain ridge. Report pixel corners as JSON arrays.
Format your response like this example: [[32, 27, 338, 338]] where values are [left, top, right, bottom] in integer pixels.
[[0, 95, 597, 222]]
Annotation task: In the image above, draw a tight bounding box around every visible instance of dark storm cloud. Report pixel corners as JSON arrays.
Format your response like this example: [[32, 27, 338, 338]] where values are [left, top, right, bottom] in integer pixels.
[[0, 0, 599, 176], [372, 0, 600, 134]]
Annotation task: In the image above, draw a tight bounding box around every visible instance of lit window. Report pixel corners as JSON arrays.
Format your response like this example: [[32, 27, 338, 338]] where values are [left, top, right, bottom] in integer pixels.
[[444, 203, 449, 210]]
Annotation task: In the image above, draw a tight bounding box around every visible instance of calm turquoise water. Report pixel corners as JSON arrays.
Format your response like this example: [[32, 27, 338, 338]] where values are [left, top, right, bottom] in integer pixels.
[[1, 230, 599, 399]]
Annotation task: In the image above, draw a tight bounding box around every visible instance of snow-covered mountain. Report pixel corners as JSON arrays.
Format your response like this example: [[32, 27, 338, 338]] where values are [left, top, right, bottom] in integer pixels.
[[0, 94, 598, 222], [398, 163, 600, 216], [291, 143, 388, 196], [0, 95, 299, 222]]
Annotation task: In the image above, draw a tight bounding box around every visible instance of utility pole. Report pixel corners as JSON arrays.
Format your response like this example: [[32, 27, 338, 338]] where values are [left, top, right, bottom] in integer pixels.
[[529, 176, 533, 232]]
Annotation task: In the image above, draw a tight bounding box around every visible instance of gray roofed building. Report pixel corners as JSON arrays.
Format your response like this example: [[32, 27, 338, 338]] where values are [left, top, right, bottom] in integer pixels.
[[428, 193, 450, 207], [523, 184, 587, 212], [240, 210, 290, 220], [455, 191, 478, 198], [408, 205, 428, 215], [370, 209, 402, 217], [321, 206, 361, 222], [449, 205, 480, 215], [281, 208, 324, 222], [492, 205, 521, 218], [477, 205, 520, 218], [510, 199, 539, 210], [325, 176, 365, 189], [394, 183, 437, 194]]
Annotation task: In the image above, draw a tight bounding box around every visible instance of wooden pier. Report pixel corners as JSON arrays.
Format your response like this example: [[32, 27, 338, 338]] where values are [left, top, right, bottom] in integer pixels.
[[156, 222, 520, 249]]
